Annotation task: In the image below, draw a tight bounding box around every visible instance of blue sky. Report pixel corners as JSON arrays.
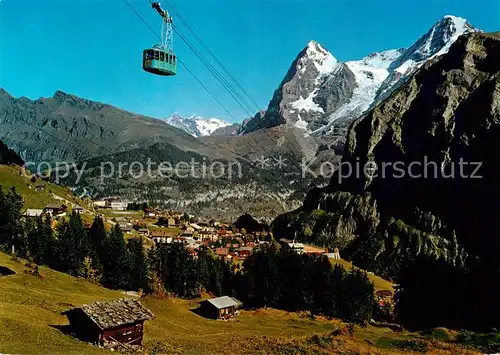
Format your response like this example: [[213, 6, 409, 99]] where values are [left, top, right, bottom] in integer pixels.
[[0, 0, 498, 123]]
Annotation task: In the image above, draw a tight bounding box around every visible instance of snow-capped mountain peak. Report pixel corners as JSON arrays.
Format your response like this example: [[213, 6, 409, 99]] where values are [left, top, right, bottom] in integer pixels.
[[375, 15, 478, 101], [164, 113, 231, 137], [433, 15, 475, 56], [357, 49, 406, 70], [195, 117, 232, 136], [302, 40, 340, 76], [311, 48, 406, 134], [237, 15, 480, 138], [392, 15, 475, 67], [306, 40, 328, 54]]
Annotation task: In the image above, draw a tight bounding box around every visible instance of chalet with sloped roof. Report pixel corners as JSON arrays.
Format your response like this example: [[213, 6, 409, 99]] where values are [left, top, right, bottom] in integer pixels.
[[198, 296, 242, 320], [44, 203, 67, 216], [64, 298, 154, 346]]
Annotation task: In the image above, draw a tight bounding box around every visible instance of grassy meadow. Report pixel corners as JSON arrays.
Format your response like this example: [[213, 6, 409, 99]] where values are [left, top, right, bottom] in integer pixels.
[[0, 252, 482, 355]]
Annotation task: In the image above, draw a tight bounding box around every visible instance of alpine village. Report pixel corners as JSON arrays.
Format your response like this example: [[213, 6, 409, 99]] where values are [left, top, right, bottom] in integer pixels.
[[0, 0, 499, 354]]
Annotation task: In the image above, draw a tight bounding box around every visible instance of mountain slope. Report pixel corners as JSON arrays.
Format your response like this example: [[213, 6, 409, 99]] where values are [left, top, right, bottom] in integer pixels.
[[164, 113, 233, 137], [272, 32, 500, 281], [2, 251, 471, 355], [0, 90, 208, 164], [0, 163, 83, 210], [0, 90, 315, 219], [210, 123, 241, 136], [315, 48, 406, 133]]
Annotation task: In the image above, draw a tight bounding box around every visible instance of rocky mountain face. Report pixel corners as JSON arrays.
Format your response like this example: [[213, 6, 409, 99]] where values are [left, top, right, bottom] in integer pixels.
[[272, 32, 500, 280], [164, 113, 234, 137], [240, 16, 478, 148], [240, 41, 358, 134], [0, 15, 482, 222]]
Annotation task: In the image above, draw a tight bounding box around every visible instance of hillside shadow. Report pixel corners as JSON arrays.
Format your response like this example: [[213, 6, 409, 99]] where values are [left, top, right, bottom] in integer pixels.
[[50, 310, 87, 342], [49, 324, 77, 338], [0, 265, 15, 276], [189, 306, 205, 318]]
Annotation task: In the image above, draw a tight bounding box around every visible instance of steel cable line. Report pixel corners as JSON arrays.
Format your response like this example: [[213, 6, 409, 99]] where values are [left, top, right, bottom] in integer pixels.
[[125, 0, 311, 195], [172, 24, 308, 183], [170, 18, 311, 192], [164, 0, 262, 111], [161, 1, 313, 188], [172, 25, 256, 116], [123, 0, 266, 162], [124, 0, 239, 120], [123, 0, 278, 163], [143, 0, 256, 117]]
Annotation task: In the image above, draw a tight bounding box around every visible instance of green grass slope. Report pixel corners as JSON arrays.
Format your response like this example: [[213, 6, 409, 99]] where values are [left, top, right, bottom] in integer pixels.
[[0, 253, 121, 354], [330, 258, 395, 292], [0, 165, 83, 209], [0, 251, 481, 355]]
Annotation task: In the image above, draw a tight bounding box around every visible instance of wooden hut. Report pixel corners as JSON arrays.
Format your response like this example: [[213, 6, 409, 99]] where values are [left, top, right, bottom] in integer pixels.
[[44, 203, 67, 216], [198, 296, 241, 320], [64, 298, 154, 346]]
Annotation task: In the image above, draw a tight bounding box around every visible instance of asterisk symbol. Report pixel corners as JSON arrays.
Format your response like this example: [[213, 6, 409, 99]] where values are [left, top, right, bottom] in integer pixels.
[[273, 156, 287, 169], [254, 155, 271, 169]]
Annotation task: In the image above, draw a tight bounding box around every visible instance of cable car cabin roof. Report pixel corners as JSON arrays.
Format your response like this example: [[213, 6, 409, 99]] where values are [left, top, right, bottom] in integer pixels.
[[143, 48, 177, 76]]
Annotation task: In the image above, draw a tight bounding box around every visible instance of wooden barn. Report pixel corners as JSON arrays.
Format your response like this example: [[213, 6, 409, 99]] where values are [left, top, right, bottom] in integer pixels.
[[198, 296, 242, 320], [64, 298, 154, 346]]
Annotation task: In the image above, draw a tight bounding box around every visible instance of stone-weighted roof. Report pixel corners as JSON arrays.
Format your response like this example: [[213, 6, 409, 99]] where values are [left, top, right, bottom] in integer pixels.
[[81, 298, 154, 330]]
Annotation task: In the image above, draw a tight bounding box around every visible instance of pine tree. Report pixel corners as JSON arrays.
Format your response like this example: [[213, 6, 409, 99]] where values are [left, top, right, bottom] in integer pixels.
[[310, 255, 336, 316], [26, 217, 38, 260], [221, 258, 235, 296], [329, 264, 347, 319], [87, 216, 107, 273], [151, 243, 201, 298], [56, 212, 90, 275], [101, 224, 132, 289], [127, 238, 149, 291], [39, 215, 55, 265], [277, 247, 311, 311], [241, 244, 281, 308], [26, 215, 55, 265], [342, 268, 374, 324], [0, 186, 24, 255]]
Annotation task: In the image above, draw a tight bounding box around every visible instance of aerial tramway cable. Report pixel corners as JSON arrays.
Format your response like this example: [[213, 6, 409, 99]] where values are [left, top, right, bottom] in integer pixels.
[[157, 2, 315, 187], [164, 0, 262, 112], [125, 0, 312, 196]]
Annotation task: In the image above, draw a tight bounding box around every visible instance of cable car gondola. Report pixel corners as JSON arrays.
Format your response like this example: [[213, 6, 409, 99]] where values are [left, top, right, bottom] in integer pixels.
[[143, 2, 177, 76]]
